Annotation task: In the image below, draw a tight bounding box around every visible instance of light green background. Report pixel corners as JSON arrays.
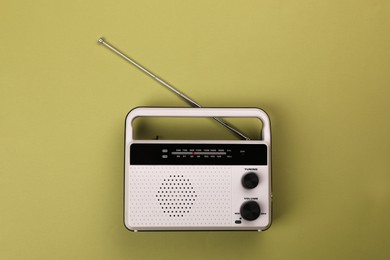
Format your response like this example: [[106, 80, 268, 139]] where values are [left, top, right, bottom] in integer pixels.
[[1, 0, 390, 259]]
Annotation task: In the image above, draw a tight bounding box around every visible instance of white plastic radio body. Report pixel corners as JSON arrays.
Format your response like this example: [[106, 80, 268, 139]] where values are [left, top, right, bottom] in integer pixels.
[[124, 107, 272, 231]]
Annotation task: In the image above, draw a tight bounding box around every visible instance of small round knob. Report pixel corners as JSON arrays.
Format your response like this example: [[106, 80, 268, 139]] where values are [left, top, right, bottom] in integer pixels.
[[240, 201, 261, 221], [241, 172, 259, 189]]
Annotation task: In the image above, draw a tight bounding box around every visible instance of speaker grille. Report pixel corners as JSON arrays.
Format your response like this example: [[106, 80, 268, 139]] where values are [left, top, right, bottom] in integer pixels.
[[128, 166, 232, 227], [157, 175, 197, 217]]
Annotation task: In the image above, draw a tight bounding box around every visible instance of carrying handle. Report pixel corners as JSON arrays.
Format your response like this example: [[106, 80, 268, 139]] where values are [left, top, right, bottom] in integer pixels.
[[125, 107, 271, 143]]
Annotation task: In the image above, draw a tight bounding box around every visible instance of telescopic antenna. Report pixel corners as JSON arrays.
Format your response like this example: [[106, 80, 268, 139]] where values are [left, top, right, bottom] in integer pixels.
[[98, 37, 250, 140]]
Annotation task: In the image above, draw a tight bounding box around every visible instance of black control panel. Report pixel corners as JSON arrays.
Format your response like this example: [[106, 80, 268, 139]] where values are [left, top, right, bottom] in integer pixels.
[[130, 143, 267, 165]]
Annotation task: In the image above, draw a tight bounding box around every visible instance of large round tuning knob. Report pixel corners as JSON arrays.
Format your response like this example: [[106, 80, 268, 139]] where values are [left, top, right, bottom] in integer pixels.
[[241, 172, 259, 189], [240, 201, 261, 221]]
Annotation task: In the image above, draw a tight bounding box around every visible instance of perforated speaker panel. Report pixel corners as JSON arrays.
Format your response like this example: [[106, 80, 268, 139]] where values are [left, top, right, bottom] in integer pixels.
[[127, 166, 232, 227]]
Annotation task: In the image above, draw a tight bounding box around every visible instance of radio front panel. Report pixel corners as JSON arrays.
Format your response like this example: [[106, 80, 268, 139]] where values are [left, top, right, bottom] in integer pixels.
[[125, 140, 271, 232]]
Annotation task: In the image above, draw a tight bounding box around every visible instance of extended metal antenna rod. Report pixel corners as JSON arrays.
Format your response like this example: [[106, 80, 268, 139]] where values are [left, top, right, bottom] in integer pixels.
[[98, 37, 250, 140]]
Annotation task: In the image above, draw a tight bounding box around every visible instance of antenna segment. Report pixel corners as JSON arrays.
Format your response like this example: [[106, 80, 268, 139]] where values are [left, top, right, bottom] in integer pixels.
[[98, 37, 250, 140]]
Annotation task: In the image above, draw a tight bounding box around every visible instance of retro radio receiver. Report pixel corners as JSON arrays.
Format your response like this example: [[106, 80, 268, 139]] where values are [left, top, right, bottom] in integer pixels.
[[98, 38, 272, 231]]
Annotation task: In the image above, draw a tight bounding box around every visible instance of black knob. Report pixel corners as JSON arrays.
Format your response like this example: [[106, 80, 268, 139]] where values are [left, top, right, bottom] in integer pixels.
[[241, 172, 259, 189], [240, 201, 261, 221]]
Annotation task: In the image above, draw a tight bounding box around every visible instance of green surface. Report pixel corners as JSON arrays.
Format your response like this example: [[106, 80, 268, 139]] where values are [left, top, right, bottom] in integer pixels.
[[1, 0, 390, 259]]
